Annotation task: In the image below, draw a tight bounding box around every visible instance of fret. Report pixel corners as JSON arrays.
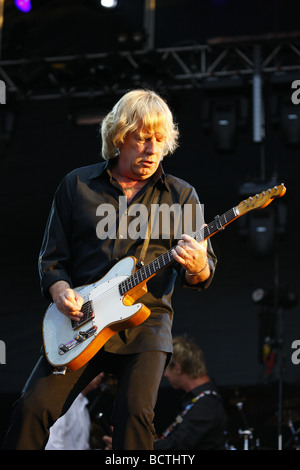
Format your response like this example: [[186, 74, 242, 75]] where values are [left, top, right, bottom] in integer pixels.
[[223, 210, 231, 225], [154, 259, 160, 269], [119, 249, 175, 295], [146, 263, 153, 276]]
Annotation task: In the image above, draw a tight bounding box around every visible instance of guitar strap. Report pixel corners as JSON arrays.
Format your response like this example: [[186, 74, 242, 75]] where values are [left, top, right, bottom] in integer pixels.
[[159, 389, 219, 439], [117, 187, 160, 344], [137, 187, 160, 267]]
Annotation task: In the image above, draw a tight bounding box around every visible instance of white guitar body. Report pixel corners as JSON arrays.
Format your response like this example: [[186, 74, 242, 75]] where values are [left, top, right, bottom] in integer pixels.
[[42, 257, 150, 371]]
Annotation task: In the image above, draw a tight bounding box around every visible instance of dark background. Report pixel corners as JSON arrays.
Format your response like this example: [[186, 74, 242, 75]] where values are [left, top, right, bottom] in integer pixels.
[[0, 0, 300, 450]]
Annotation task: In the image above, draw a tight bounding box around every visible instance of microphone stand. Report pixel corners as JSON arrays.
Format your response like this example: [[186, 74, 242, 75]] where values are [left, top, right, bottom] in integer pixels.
[[273, 240, 285, 451], [237, 401, 254, 450]]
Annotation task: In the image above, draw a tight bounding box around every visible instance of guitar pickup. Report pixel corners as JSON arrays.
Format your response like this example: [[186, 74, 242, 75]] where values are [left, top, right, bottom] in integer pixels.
[[71, 300, 94, 330]]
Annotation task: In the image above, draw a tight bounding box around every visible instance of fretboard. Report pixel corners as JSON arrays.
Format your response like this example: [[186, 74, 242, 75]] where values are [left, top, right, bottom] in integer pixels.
[[118, 205, 238, 295]]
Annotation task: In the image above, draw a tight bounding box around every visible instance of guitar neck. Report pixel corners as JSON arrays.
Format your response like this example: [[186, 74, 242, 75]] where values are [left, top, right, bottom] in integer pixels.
[[119, 205, 239, 295], [195, 206, 238, 242]]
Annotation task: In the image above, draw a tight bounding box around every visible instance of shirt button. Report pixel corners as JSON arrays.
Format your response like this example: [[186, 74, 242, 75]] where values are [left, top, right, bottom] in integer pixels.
[[120, 234, 124, 239]]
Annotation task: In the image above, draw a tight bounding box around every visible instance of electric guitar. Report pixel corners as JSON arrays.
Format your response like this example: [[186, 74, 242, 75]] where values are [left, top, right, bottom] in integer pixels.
[[43, 183, 286, 371]]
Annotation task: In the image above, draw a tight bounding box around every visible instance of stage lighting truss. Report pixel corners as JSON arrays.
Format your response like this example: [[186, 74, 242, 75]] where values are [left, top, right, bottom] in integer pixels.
[[0, 35, 300, 100]]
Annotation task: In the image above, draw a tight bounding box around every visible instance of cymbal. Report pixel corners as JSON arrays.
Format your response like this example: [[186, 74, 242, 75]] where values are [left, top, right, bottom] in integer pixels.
[[225, 387, 271, 414]]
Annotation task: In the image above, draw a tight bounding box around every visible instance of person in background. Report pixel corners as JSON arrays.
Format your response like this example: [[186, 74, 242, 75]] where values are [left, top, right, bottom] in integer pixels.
[[153, 336, 228, 450], [102, 336, 228, 450], [45, 373, 104, 450]]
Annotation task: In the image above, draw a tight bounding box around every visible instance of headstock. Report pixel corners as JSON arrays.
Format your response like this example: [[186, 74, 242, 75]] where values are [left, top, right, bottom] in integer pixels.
[[237, 184, 286, 216]]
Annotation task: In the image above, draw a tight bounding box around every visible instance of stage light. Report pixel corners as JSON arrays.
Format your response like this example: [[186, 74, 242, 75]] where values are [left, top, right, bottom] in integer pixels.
[[252, 288, 267, 304], [280, 100, 300, 147], [201, 76, 248, 152], [238, 181, 287, 256], [211, 100, 237, 151], [252, 287, 298, 310], [14, 0, 31, 13], [101, 0, 117, 7], [248, 209, 275, 257], [269, 71, 300, 147]]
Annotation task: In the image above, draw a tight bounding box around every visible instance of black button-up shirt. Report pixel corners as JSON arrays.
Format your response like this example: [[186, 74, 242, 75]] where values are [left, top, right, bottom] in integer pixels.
[[154, 381, 228, 450], [39, 161, 217, 354]]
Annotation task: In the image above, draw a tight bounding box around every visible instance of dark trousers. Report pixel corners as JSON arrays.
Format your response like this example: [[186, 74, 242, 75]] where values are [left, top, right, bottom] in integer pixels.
[[3, 349, 167, 450]]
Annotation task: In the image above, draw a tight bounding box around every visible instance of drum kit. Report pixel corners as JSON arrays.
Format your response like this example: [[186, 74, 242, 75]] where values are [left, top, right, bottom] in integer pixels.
[[223, 387, 300, 450]]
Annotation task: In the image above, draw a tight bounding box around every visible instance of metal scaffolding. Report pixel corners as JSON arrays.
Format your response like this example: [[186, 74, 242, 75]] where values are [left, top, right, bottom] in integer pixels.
[[0, 33, 300, 101]]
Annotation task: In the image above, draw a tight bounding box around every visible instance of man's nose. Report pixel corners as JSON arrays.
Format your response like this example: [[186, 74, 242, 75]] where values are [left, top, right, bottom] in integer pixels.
[[145, 137, 157, 154]]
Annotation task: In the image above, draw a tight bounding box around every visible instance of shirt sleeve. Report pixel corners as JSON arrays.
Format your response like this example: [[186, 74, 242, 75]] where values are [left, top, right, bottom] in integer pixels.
[[38, 174, 74, 300]]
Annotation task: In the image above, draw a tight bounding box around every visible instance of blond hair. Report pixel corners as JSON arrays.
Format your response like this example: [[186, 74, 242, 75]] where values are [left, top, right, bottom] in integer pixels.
[[169, 336, 208, 379], [100, 89, 179, 160]]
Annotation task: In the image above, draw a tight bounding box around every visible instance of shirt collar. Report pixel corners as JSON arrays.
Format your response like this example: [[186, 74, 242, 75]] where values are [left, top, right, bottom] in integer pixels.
[[90, 159, 170, 191]]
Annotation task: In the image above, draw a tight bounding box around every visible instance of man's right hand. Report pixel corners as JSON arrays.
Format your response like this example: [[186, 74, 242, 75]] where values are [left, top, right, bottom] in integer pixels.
[[49, 280, 84, 322], [102, 432, 113, 450]]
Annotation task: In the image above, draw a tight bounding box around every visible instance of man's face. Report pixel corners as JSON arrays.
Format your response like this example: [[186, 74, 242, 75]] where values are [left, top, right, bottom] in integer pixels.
[[163, 362, 182, 390], [117, 124, 166, 180]]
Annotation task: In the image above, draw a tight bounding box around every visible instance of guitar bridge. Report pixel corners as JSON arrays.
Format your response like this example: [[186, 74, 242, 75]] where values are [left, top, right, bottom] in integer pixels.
[[58, 325, 97, 355], [71, 300, 94, 330]]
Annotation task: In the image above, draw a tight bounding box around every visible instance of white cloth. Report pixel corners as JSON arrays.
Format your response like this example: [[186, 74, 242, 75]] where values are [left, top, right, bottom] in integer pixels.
[[45, 393, 91, 450]]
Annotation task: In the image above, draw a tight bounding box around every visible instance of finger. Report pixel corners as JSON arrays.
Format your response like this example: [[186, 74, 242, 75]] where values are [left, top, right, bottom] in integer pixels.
[[181, 233, 207, 250], [63, 298, 84, 315], [178, 235, 198, 252], [74, 291, 84, 309], [180, 233, 194, 243], [60, 305, 83, 321], [171, 247, 187, 265], [63, 290, 84, 311], [57, 293, 84, 320], [67, 312, 84, 322]]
